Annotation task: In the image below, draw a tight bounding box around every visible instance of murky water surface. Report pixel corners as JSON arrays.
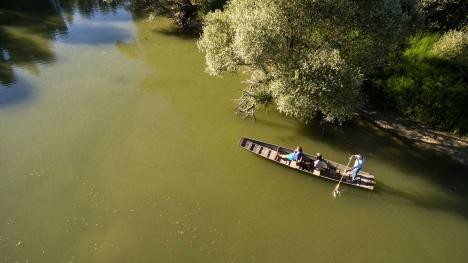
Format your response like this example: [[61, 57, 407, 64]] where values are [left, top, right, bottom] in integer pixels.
[[1, 1, 468, 262]]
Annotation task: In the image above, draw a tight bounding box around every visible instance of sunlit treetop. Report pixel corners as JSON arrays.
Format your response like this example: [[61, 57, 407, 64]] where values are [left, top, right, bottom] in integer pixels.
[[198, 0, 418, 122]]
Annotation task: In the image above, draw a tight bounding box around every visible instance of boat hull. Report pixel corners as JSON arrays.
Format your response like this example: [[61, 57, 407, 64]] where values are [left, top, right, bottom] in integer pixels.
[[239, 137, 375, 190]]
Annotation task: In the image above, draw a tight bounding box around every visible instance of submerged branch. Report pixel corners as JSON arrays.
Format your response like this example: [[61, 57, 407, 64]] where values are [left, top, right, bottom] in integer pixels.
[[235, 86, 259, 121]]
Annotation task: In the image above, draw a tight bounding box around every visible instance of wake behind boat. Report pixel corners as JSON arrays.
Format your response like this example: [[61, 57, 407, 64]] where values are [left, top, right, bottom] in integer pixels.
[[239, 137, 375, 190]]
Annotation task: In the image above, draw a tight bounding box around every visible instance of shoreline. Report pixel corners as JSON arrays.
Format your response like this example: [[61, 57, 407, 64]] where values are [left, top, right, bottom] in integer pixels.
[[360, 110, 468, 167]]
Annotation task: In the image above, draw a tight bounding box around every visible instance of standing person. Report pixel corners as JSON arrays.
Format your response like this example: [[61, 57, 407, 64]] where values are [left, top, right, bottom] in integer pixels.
[[348, 154, 364, 182]]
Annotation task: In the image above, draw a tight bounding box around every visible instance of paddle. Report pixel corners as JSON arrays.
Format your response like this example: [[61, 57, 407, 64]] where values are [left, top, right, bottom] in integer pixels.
[[332, 155, 354, 198]]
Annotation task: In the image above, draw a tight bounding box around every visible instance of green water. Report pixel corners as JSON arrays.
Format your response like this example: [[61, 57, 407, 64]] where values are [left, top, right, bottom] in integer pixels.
[[1, 2, 468, 262]]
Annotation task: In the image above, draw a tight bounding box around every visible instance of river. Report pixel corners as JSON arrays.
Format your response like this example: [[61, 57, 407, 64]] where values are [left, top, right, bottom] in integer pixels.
[[1, 1, 468, 262]]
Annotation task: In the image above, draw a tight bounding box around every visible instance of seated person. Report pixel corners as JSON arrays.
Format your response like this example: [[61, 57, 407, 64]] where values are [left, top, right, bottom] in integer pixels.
[[278, 146, 304, 164], [313, 153, 325, 170]]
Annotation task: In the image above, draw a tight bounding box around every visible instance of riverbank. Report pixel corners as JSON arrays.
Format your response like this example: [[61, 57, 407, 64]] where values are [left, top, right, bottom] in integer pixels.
[[360, 110, 468, 167]]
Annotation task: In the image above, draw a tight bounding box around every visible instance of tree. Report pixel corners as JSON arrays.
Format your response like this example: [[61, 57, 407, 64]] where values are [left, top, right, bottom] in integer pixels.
[[418, 0, 467, 32], [131, 0, 201, 32], [130, 0, 226, 33], [198, 0, 417, 122]]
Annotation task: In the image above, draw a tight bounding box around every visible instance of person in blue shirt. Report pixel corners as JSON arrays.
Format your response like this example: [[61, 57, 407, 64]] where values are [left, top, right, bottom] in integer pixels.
[[347, 154, 364, 182], [278, 146, 304, 164]]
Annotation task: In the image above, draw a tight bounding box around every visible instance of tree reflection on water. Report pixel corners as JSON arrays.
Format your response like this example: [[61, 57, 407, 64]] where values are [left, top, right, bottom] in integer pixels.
[[0, 0, 127, 86]]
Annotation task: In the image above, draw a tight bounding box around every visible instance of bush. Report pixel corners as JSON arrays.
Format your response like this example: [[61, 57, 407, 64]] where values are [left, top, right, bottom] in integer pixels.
[[419, 0, 467, 32], [431, 26, 468, 64], [381, 32, 468, 133]]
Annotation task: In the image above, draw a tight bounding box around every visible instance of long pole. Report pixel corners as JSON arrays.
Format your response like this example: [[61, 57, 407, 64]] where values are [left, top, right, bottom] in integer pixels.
[[333, 155, 354, 197]]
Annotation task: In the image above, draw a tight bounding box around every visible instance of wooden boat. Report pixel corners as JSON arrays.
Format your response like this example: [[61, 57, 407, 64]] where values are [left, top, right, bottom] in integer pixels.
[[239, 137, 375, 190]]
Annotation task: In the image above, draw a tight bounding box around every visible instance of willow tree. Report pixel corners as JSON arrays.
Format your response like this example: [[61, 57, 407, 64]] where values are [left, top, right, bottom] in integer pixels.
[[198, 0, 417, 122]]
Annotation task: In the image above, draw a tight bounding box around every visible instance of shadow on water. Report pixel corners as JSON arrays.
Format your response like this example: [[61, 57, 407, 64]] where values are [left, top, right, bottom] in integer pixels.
[[291, 117, 468, 219], [376, 181, 468, 219], [254, 117, 296, 130], [152, 27, 199, 39]]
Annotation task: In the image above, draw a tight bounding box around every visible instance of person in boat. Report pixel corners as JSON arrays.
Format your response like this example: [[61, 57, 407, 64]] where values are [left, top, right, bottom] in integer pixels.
[[347, 154, 364, 182], [313, 153, 325, 170], [278, 146, 304, 164]]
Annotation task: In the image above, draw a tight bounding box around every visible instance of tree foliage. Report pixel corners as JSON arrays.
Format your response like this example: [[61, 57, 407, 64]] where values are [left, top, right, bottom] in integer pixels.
[[431, 26, 468, 64], [198, 0, 417, 122], [130, 0, 226, 32], [418, 0, 467, 32], [193, 0, 226, 15], [131, 0, 201, 32]]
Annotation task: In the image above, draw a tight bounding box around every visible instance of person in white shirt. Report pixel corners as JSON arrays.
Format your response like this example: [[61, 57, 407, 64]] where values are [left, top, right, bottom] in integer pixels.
[[313, 153, 324, 170], [347, 154, 364, 182]]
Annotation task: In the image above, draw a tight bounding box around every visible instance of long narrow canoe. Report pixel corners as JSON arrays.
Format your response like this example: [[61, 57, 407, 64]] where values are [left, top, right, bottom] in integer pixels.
[[239, 137, 375, 190]]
